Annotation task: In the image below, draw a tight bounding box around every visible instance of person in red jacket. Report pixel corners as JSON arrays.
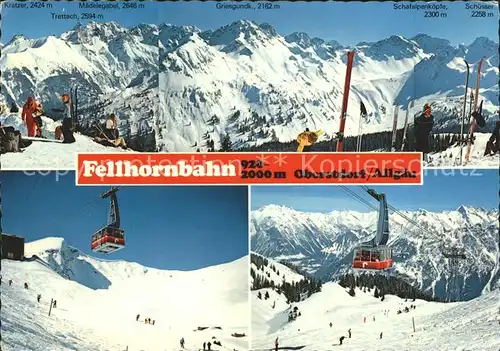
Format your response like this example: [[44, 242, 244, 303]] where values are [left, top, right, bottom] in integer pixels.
[[22, 97, 37, 137]]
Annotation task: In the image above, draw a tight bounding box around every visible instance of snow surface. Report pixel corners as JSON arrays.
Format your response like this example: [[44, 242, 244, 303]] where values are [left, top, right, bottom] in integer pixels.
[[159, 20, 499, 154], [1, 238, 249, 351], [250, 257, 500, 351], [424, 132, 500, 168], [251, 204, 499, 300], [0, 113, 131, 169]]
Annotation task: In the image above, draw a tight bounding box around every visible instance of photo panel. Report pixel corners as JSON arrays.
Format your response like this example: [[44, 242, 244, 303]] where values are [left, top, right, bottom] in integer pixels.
[[250, 169, 499, 350], [159, 1, 498, 167], [0, 1, 160, 169], [0, 171, 249, 351]]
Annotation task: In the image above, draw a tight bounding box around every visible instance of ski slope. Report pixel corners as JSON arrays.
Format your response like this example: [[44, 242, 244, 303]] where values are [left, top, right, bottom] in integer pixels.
[[250, 257, 500, 351], [251, 283, 500, 351], [1, 238, 249, 351], [0, 113, 130, 169]]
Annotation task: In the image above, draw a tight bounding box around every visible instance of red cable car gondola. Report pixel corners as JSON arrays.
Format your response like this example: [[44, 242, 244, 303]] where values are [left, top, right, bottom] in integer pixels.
[[91, 187, 125, 254], [352, 189, 393, 271]]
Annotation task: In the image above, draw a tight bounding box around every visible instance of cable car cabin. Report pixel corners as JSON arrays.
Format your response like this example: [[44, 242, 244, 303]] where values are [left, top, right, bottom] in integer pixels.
[[352, 246, 393, 270], [91, 226, 125, 254]]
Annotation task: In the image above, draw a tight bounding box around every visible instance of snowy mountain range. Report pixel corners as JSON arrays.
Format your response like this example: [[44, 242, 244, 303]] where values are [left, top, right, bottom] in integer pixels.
[[250, 204, 499, 301], [2, 237, 249, 350], [0, 21, 158, 142], [159, 20, 499, 151], [251, 256, 500, 351]]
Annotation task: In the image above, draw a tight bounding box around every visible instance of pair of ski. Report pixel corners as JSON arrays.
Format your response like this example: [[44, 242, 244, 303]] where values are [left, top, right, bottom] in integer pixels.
[[355, 100, 413, 153], [336, 51, 412, 153], [459, 57, 486, 166]]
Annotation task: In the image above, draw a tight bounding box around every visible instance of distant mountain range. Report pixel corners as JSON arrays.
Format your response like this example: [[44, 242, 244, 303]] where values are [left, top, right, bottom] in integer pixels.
[[159, 20, 499, 151]]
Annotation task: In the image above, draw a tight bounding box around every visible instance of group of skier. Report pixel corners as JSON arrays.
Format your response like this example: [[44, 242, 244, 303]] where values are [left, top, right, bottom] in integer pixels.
[[2, 277, 57, 308], [178, 337, 221, 350], [135, 314, 155, 325], [2, 92, 128, 152], [296, 100, 499, 160]]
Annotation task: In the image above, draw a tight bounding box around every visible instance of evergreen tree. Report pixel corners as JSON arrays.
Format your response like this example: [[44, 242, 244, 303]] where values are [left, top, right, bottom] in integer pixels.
[[220, 134, 233, 151]]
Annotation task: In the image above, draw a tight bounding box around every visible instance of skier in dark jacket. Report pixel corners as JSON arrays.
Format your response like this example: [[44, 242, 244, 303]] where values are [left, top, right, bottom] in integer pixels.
[[339, 336, 345, 345], [207, 341, 211, 350], [24, 282, 28, 289], [53, 300, 57, 308], [414, 103, 434, 157], [348, 328, 351, 338], [180, 337, 185, 348], [37, 294, 41, 302], [203, 342, 206, 350], [484, 120, 500, 156], [275, 337, 279, 351]]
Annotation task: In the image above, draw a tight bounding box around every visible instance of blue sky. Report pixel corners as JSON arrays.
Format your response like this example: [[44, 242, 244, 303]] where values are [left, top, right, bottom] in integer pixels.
[[251, 169, 498, 213], [0, 172, 248, 271], [159, 1, 498, 46], [1, 1, 159, 43]]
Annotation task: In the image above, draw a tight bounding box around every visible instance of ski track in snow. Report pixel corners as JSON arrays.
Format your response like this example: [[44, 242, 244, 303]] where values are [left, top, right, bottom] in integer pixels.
[[0, 113, 131, 169], [251, 259, 500, 351], [2, 238, 249, 351]]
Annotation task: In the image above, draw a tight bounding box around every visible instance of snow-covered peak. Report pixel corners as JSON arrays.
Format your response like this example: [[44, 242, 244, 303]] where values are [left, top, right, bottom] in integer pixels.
[[204, 20, 275, 49], [362, 35, 421, 60], [62, 21, 127, 44], [285, 32, 314, 48], [411, 33, 452, 53], [466, 36, 499, 62]]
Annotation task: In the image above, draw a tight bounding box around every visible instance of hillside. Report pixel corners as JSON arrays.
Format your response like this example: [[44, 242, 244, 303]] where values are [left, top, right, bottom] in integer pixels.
[[251, 278, 500, 350], [0, 113, 130, 169], [250, 204, 499, 301], [159, 20, 499, 152], [0, 21, 158, 153], [1, 237, 249, 351]]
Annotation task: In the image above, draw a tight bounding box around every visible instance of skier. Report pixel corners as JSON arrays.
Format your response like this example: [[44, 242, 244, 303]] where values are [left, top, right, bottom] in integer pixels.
[[152, 320, 155, 325], [348, 328, 351, 338], [180, 337, 185, 348], [363, 316, 366, 323], [339, 336, 345, 345], [9, 279, 13, 286], [275, 337, 279, 351], [24, 282, 28, 289], [329, 322, 332, 328], [373, 316, 375, 322], [33, 102, 44, 137], [21, 97, 38, 137], [37, 294, 41, 303], [97, 113, 127, 148], [207, 341, 211, 350], [52, 94, 76, 143], [203, 342, 206, 350], [484, 120, 500, 156], [136, 314, 140, 321], [380, 332, 383, 339], [414, 103, 434, 161], [53, 300, 57, 308]]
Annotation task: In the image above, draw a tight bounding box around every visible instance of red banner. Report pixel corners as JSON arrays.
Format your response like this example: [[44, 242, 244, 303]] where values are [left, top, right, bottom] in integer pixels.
[[76, 152, 422, 185]]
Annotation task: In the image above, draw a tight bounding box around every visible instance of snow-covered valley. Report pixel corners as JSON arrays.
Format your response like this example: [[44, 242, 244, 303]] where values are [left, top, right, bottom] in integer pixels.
[[1, 238, 249, 351]]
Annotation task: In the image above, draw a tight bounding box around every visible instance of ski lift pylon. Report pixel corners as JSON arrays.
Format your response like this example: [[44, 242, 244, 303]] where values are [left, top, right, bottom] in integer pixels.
[[91, 187, 125, 254], [352, 189, 393, 271]]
